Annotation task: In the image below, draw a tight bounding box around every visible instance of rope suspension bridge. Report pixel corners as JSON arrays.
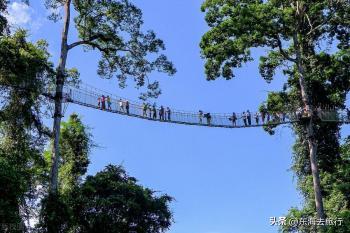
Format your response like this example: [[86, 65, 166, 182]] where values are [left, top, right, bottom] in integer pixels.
[[44, 83, 350, 129]]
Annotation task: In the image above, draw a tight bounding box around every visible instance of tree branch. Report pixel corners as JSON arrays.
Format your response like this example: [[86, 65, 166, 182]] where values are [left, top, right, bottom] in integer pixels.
[[305, 13, 313, 32], [67, 34, 101, 50], [31, 112, 52, 138], [306, 3, 338, 36], [275, 35, 296, 63]]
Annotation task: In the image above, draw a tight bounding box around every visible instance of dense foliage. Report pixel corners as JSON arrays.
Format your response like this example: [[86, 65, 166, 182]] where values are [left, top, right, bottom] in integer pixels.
[[201, 0, 350, 231], [200, 0, 349, 82], [38, 114, 173, 233], [46, 0, 177, 99], [38, 113, 93, 232], [0, 30, 53, 232], [73, 165, 173, 233], [47, 0, 177, 204], [58, 113, 92, 195], [0, 2, 175, 233]]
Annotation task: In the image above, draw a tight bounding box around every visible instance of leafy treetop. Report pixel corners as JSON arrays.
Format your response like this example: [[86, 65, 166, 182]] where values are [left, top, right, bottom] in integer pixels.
[[200, 0, 349, 85], [46, 0, 177, 100], [73, 164, 174, 233]]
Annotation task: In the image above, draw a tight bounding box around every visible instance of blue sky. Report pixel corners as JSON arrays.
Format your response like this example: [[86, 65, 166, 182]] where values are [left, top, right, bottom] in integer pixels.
[[6, 1, 350, 232]]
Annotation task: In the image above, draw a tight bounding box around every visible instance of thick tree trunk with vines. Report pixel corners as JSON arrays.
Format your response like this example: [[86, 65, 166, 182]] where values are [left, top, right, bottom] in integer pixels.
[[49, 0, 71, 194], [294, 32, 325, 221]]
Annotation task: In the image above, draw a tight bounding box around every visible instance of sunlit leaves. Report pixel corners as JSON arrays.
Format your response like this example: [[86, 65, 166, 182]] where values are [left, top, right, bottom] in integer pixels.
[[68, 0, 176, 99], [74, 165, 174, 233], [0, 31, 53, 229], [201, 1, 350, 232]]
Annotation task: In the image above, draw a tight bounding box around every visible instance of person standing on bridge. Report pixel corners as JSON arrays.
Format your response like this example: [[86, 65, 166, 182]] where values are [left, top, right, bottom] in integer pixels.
[[242, 111, 247, 126], [229, 112, 237, 126], [142, 103, 148, 117], [159, 106, 165, 120], [204, 112, 212, 126], [119, 98, 124, 112], [199, 110, 203, 124], [125, 100, 130, 115], [260, 110, 266, 124], [152, 104, 157, 119], [148, 104, 152, 118], [166, 107, 171, 121], [107, 95, 112, 110], [67, 89, 72, 102], [101, 95, 106, 110], [282, 112, 286, 122], [247, 110, 252, 126], [254, 112, 259, 125], [98, 96, 101, 109], [296, 107, 302, 120]]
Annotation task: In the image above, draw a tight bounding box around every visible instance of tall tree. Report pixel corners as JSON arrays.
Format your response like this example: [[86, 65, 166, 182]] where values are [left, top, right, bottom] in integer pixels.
[[73, 165, 173, 233], [38, 114, 173, 233], [58, 113, 92, 195], [46, 0, 176, 195], [200, 0, 349, 222], [38, 113, 94, 233], [0, 30, 53, 232], [282, 135, 350, 232]]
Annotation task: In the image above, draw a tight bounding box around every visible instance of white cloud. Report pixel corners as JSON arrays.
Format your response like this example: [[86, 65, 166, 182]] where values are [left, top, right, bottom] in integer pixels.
[[6, 2, 33, 26], [5, 1, 44, 33]]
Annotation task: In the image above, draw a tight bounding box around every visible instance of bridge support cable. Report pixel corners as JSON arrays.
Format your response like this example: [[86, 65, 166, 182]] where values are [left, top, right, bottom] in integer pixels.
[[41, 83, 350, 128]]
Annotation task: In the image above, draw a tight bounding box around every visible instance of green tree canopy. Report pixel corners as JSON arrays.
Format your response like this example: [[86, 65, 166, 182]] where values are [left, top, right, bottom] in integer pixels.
[[47, 0, 177, 196], [73, 165, 173, 233], [39, 113, 94, 233], [200, 0, 350, 229], [0, 30, 53, 232], [200, 0, 349, 82], [38, 114, 173, 233], [46, 0, 176, 98], [58, 113, 93, 194]]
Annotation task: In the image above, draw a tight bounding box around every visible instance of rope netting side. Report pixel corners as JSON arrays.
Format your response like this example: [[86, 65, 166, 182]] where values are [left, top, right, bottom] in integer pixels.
[[42, 83, 350, 128], [318, 109, 350, 123], [62, 85, 301, 128]]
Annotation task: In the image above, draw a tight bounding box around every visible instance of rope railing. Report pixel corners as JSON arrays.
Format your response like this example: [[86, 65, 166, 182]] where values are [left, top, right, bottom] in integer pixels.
[[318, 109, 350, 123], [51, 84, 299, 128], [4, 83, 349, 127], [41, 83, 350, 128]]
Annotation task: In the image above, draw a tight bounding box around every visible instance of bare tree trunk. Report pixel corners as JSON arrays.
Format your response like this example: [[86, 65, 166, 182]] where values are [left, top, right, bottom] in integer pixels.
[[49, 0, 71, 194], [294, 32, 325, 220], [306, 121, 325, 220]]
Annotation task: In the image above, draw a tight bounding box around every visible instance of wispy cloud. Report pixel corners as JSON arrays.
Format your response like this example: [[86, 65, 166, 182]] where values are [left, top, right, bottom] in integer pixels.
[[6, 2, 32, 25], [5, 1, 43, 32]]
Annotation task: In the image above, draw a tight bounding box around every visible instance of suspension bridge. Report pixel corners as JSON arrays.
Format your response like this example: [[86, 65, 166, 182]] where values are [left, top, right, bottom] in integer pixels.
[[45, 83, 350, 129]]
